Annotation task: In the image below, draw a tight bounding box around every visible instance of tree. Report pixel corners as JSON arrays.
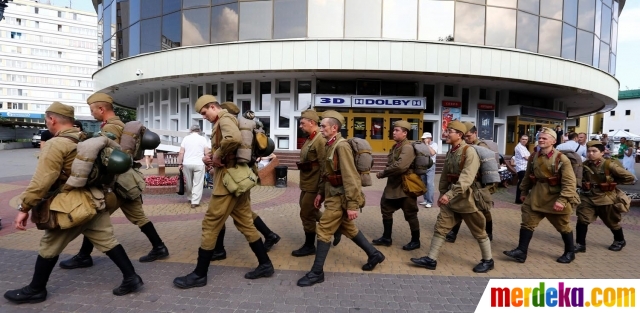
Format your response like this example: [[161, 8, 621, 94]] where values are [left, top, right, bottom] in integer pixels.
[[114, 105, 136, 123]]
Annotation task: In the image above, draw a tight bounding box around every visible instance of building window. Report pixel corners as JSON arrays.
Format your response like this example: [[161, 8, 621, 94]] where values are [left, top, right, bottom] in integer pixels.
[[35, 7, 39, 14], [240, 82, 252, 95], [197, 86, 204, 98], [259, 82, 271, 111], [625, 129, 629, 132], [241, 100, 251, 115], [180, 86, 189, 98], [357, 80, 381, 95], [277, 81, 291, 94], [161, 89, 169, 101], [576, 118, 580, 127], [610, 111, 615, 116], [316, 80, 356, 95], [444, 85, 456, 97], [16, 18, 21, 25], [297, 81, 312, 111], [277, 136, 289, 149], [278, 100, 291, 128], [382, 82, 416, 96], [10, 32, 22, 39], [495, 91, 500, 117], [461, 88, 469, 115], [625, 110, 631, 116], [58, 25, 62, 31], [479, 88, 490, 100], [258, 117, 270, 135], [225, 83, 234, 102], [423, 84, 435, 114]]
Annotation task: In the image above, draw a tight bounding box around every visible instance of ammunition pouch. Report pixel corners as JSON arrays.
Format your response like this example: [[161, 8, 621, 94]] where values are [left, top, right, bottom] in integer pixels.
[[581, 182, 592, 191], [222, 163, 257, 197], [296, 161, 318, 172], [547, 176, 559, 186], [598, 182, 617, 192], [325, 174, 343, 187], [528, 174, 537, 184]]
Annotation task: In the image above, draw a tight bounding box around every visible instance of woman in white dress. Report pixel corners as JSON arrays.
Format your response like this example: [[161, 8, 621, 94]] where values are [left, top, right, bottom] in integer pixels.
[[144, 149, 155, 169], [622, 144, 637, 183]]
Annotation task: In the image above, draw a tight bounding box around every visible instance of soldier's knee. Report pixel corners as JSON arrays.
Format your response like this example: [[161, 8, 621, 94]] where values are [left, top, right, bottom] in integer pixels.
[[520, 223, 536, 232], [38, 250, 61, 259]]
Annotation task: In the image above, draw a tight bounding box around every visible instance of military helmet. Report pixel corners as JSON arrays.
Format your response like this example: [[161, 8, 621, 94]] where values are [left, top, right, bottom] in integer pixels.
[[255, 137, 275, 157], [140, 129, 161, 150], [105, 149, 132, 174]]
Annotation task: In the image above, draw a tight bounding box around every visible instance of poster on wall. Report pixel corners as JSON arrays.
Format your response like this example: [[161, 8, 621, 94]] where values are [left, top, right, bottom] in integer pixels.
[[441, 101, 462, 140], [477, 110, 495, 140]]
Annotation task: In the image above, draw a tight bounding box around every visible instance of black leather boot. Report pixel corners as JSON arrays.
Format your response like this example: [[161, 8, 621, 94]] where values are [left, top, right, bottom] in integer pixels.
[[372, 219, 393, 246], [557, 232, 576, 264], [402, 230, 421, 251], [445, 222, 462, 243], [410, 256, 437, 270], [472, 259, 494, 273], [292, 232, 317, 257], [4, 255, 58, 304], [174, 248, 214, 289], [297, 240, 331, 287], [574, 223, 588, 253], [245, 239, 274, 279], [105, 245, 144, 296], [609, 228, 626, 251], [59, 237, 93, 269], [139, 222, 169, 262], [211, 227, 227, 261], [254, 216, 281, 251], [333, 231, 342, 246], [503, 228, 533, 263], [352, 231, 385, 271], [486, 220, 493, 241]]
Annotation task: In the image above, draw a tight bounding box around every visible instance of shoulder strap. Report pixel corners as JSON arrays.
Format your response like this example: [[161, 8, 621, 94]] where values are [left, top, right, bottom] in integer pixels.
[[329, 138, 346, 173], [575, 145, 580, 152], [58, 134, 80, 144], [604, 159, 611, 181], [459, 145, 470, 170], [552, 151, 563, 176]]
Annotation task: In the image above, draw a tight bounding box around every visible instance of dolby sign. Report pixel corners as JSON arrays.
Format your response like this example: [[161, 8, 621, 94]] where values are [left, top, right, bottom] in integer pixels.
[[351, 96, 426, 110]]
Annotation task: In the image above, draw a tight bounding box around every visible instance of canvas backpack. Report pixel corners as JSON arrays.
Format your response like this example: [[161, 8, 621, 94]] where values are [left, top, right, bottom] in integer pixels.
[[411, 141, 434, 175], [216, 111, 274, 165], [346, 137, 374, 187], [458, 145, 501, 185], [530, 150, 583, 187]]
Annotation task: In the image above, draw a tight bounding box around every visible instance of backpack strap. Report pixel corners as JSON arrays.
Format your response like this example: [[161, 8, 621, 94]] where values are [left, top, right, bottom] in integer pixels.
[[604, 159, 612, 182], [458, 145, 470, 172], [329, 138, 346, 173], [57, 134, 80, 144]]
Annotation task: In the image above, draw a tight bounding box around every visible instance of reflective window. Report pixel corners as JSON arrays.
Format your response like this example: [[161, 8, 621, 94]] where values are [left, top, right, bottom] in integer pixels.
[[487, 0, 516, 8], [183, 0, 211, 8], [594, 1, 601, 37], [455, 2, 485, 45], [611, 20, 617, 54], [117, 28, 129, 58], [259, 82, 271, 111], [140, 0, 161, 19], [612, 0, 618, 21], [274, 0, 307, 39], [538, 17, 562, 56], [592, 35, 600, 67], [103, 39, 111, 66], [345, 0, 382, 38], [563, 0, 578, 26], [540, 0, 562, 19], [182, 8, 211, 46], [213, 0, 237, 4], [561, 23, 576, 60], [163, 0, 182, 14], [118, 1, 130, 29], [599, 41, 609, 70], [297, 81, 312, 111], [486, 7, 516, 48], [140, 17, 161, 53], [609, 52, 615, 75], [129, 22, 140, 56], [600, 4, 611, 43], [308, 0, 344, 38], [575, 29, 593, 64], [382, 0, 418, 40], [463, 0, 485, 4], [418, 0, 454, 41], [239, 0, 273, 40], [278, 100, 291, 128], [577, 0, 595, 31], [103, 3, 112, 42], [162, 11, 181, 49], [517, 0, 539, 14], [211, 3, 239, 43], [602, 0, 612, 7], [516, 11, 539, 52], [129, 0, 141, 26]]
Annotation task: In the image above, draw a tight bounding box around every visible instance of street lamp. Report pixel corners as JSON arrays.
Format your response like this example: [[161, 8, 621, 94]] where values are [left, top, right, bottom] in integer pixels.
[[0, 0, 13, 22]]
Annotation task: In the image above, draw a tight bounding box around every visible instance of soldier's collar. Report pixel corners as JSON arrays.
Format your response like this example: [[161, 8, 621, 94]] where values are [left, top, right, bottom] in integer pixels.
[[326, 136, 337, 146], [308, 131, 317, 140], [449, 143, 462, 153], [538, 149, 554, 158]]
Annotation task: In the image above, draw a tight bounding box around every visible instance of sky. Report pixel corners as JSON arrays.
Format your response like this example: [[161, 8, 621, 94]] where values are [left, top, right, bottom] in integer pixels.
[[48, 0, 640, 91]]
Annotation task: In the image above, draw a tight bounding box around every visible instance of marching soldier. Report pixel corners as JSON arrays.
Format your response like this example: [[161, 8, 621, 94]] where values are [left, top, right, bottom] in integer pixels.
[[372, 120, 421, 251], [504, 127, 579, 264], [575, 140, 634, 253], [60, 93, 169, 269], [173, 95, 274, 289], [297, 110, 385, 287], [445, 122, 494, 242], [411, 121, 494, 273], [5, 103, 142, 304]]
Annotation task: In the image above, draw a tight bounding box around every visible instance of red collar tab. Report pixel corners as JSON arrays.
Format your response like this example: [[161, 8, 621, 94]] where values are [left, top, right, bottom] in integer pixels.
[[308, 131, 317, 141], [326, 136, 337, 146], [538, 149, 554, 158], [100, 121, 107, 128], [450, 144, 461, 153]]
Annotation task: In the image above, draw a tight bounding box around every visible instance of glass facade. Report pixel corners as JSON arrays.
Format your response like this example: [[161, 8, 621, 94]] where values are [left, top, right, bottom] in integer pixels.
[[102, 0, 620, 75]]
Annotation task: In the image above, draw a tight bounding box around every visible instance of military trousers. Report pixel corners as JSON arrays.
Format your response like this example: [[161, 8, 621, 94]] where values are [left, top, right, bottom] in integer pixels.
[[109, 195, 150, 228], [520, 203, 572, 233], [434, 204, 488, 240], [299, 191, 322, 233], [576, 204, 622, 230], [380, 196, 420, 231], [39, 210, 119, 258], [316, 195, 360, 243], [201, 192, 261, 250]]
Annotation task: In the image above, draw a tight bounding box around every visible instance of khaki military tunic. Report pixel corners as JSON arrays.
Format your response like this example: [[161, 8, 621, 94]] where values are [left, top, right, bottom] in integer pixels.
[[379, 139, 419, 231], [298, 131, 326, 233], [316, 134, 363, 243], [201, 109, 260, 250], [20, 128, 119, 258], [577, 158, 635, 230], [435, 142, 487, 239], [519, 149, 579, 233]]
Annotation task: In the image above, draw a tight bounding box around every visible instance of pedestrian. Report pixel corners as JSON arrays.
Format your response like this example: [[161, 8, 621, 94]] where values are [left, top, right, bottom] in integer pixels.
[[504, 127, 580, 264], [144, 149, 155, 169], [178, 124, 210, 208], [419, 132, 438, 208], [60, 93, 169, 269], [575, 140, 635, 253], [4, 102, 143, 304], [554, 125, 564, 147], [410, 121, 494, 273], [601, 134, 612, 158], [297, 110, 385, 287], [444, 121, 495, 242], [372, 120, 421, 251], [514, 134, 531, 204], [557, 132, 587, 161], [622, 141, 637, 181], [173, 95, 274, 289]]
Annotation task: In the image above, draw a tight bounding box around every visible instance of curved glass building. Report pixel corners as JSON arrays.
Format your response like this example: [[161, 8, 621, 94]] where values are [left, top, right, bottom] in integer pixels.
[[93, 0, 624, 153]]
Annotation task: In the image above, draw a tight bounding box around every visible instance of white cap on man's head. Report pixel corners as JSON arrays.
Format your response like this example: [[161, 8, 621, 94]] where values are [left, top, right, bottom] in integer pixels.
[[421, 132, 432, 139]]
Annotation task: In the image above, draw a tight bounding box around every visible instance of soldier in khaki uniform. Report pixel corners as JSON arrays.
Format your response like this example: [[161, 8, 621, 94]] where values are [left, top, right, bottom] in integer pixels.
[[60, 93, 169, 269], [575, 140, 635, 253], [411, 121, 494, 273], [5, 103, 143, 304], [445, 122, 495, 242], [173, 95, 274, 289], [372, 120, 421, 251], [208, 102, 281, 262], [297, 110, 385, 287], [504, 127, 580, 264]]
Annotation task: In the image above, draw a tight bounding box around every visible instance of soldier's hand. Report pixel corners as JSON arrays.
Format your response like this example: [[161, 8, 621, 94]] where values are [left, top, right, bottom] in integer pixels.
[[347, 210, 358, 220], [314, 194, 324, 209], [203, 155, 213, 166], [438, 195, 450, 205], [553, 202, 565, 211], [520, 196, 526, 203], [14, 212, 29, 231], [211, 155, 224, 168]]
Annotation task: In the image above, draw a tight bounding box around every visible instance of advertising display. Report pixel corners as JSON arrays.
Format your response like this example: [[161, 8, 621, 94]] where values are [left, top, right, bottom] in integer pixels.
[[441, 101, 462, 139]]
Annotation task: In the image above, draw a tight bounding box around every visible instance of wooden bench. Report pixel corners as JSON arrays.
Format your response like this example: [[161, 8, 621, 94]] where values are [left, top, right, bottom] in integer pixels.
[[156, 152, 179, 176]]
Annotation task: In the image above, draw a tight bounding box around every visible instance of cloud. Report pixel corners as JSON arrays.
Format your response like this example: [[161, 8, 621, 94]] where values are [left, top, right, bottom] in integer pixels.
[[618, 7, 640, 43]]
